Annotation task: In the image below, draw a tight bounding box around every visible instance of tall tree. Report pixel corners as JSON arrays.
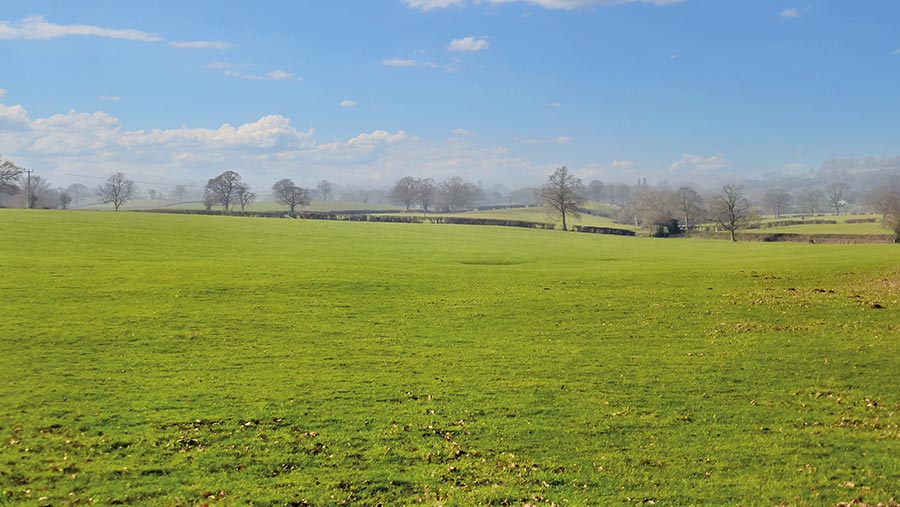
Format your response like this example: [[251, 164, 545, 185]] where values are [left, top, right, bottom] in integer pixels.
[[316, 180, 334, 201], [762, 188, 792, 218], [675, 186, 704, 229], [798, 188, 824, 216], [65, 183, 89, 208], [206, 170, 242, 211], [538, 166, 585, 231], [23, 175, 51, 209], [868, 186, 899, 223], [825, 182, 849, 215], [272, 178, 310, 214], [390, 176, 418, 211], [96, 172, 136, 211], [0, 157, 22, 195], [59, 192, 72, 209], [235, 183, 256, 212], [710, 184, 752, 242], [588, 179, 605, 202], [416, 178, 437, 215], [438, 176, 479, 211]]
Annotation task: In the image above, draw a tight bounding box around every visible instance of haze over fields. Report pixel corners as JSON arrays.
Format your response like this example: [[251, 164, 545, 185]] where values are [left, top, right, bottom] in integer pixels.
[[2, 1, 900, 191]]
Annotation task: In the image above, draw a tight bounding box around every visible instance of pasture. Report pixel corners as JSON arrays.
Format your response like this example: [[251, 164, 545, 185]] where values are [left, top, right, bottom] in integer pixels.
[[1, 209, 899, 506]]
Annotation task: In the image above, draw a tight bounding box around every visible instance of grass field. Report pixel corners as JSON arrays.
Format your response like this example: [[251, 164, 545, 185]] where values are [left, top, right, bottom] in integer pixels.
[[81, 200, 399, 213], [381, 206, 639, 231], [2, 210, 900, 506]]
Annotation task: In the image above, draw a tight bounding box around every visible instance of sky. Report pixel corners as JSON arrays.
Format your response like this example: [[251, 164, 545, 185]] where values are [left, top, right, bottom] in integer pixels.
[[2, 0, 900, 191]]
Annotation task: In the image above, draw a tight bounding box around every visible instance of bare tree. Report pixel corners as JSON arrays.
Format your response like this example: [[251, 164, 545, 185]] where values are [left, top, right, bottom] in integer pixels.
[[762, 188, 792, 218], [825, 182, 849, 215], [202, 189, 216, 211], [272, 178, 310, 214], [798, 188, 824, 217], [868, 186, 900, 223], [65, 183, 89, 208], [22, 174, 51, 209], [675, 186, 704, 229], [885, 196, 900, 242], [59, 192, 72, 209], [206, 170, 242, 211], [538, 166, 585, 231], [172, 185, 188, 202], [235, 183, 256, 212], [0, 156, 22, 195], [710, 184, 752, 242], [390, 176, 418, 211], [416, 178, 437, 215], [96, 172, 136, 211], [438, 176, 479, 211], [316, 180, 334, 202]]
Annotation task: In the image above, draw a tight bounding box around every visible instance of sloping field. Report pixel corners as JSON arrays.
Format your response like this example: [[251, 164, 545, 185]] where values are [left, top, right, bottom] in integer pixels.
[[1, 210, 899, 506], [380, 206, 638, 231]]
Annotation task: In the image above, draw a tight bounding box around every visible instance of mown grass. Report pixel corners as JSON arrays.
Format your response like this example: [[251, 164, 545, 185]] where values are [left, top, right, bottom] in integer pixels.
[[1, 209, 899, 506]]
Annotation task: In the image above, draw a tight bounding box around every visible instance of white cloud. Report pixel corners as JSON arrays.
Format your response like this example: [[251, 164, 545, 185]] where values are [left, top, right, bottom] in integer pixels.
[[611, 159, 635, 168], [223, 69, 301, 81], [519, 135, 572, 145], [448, 36, 490, 52], [670, 153, 728, 172], [0, 15, 162, 42], [451, 128, 474, 136], [382, 58, 439, 68], [99, 95, 123, 102], [340, 100, 357, 108], [783, 162, 807, 171], [892, 49, 900, 56], [779, 5, 812, 19], [170, 40, 233, 49], [403, 0, 684, 11], [545, 102, 561, 108]]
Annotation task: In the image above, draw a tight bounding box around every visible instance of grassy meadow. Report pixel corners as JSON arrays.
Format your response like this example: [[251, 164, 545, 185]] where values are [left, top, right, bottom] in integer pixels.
[[2, 209, 900, 506]]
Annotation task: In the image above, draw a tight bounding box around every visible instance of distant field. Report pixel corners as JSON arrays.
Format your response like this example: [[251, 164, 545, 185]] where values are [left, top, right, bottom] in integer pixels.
[[2, 210, 899, 505], [746, 215, 888, 235], [82, 199, 399, 213], [381, 206, 640, 231]]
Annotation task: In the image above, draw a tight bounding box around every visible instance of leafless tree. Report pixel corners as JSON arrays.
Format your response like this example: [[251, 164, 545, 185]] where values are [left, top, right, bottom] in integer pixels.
[[762, 188, 792, 218], [0, 156, 22, 195], [416, 178, 436, 215], [235, 183, 256, 212], [96, 172, 137, 211], [825, 182, 849, 215], [885, 197, 900, 242], [390, 176, 418, 211], [438, 176, 479, 211], [59, 193, 72, 209], [868, 186, 900, 223], [676, 186, 705, 229], [538, 166, 585, 231], [206, 170, 243, 211], [798, 188, 824, 216], [172, 185, 188, 202], [65, 183, 89, 208], [710, 184, 752, 242], [21, 174, 51, 208], [316, 180, 334, 202], [272, 178, 310, 214]]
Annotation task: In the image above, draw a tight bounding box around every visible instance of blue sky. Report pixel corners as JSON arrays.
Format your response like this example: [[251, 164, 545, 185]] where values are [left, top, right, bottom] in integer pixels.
[[2, 0, 900, 189]]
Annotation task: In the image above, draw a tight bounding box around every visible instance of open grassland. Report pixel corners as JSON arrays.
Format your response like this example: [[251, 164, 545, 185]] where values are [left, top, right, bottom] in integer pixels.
[[381, 206, 638, 231], [2, 210, 900, 506]]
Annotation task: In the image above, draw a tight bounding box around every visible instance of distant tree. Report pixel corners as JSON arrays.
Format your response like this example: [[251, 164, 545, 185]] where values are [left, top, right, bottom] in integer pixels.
[[65, 183, 89, 208], [588, 179, 605, 202], [390, 176, 418, 211], [868, 186, 900, 223], [96, 172, 136, 211], [416, 178, 437, 215], [59, 192, 72, 209], [885, 197, 900, 242], [675, 186, 705, 229], [357, 188, 370, 204], [0, 156, 22, 195], [438, 176, 479, 211], [172, 185, 188, 202], [206, 170, 243, 211], [633, 187, 675, 234], [316, 180, 334, 202], [202, 189, 216, 211], [710, 184, 752, 242], [22, 174, 51, 209], [798, 188, 824, 216], [272, 178, 310, 214], [825, 182, 849, 215], [148, 189, 158, 200], [538, 166, 585, 231], [235, 183, 256, 212], [762, 188, 792, 218]]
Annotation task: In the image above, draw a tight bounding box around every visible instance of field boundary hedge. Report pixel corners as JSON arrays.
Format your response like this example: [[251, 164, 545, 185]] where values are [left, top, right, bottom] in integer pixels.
[[139, 209, 638, 237], [690, 231, 896, 244]]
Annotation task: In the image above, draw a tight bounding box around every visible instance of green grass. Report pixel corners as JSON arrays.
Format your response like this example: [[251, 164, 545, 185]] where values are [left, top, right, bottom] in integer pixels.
[[83, 200, 398, 213], [2, 210, 900, 506], [382, 206, 639, 231]]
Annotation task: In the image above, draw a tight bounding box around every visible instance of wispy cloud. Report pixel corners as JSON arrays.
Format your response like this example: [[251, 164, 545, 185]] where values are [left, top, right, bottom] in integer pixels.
[[519, 136, 572, 145], [403, 0, 685, 11], [451, 128, 474, 136], [0, 15, 162, 42], [382, 58, 439, 68], [220, 69, 300, 82], [448, 36, 490, 52], [0, 88, 6, 99], [544, 102, 561, 108], [891, 49, 900, 55], [611, 159, 634, 168], [98, 94, 123, 102], [670, 153, 728, 172], [779, 5, 812, 19], [340, 100, 357, 108], [170, 40, 232, 50]]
